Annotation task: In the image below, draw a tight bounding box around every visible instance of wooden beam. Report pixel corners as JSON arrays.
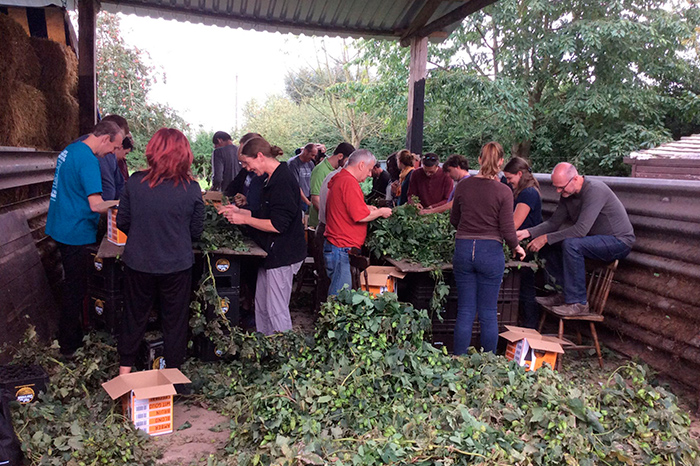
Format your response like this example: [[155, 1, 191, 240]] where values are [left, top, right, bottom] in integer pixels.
[[399, 0, 443, 47], [78, 0, 98, 135], [405, 0, 499, 43], [406, 36, 428, 155]]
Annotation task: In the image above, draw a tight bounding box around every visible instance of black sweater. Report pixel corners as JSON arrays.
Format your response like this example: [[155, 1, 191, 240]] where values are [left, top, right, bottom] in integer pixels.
[[117, 171, 205, 274], [252, 162, 307, 269]]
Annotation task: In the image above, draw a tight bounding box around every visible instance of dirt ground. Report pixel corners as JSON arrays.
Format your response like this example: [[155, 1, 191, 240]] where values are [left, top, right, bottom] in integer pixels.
[[149, 403, 230, 465]]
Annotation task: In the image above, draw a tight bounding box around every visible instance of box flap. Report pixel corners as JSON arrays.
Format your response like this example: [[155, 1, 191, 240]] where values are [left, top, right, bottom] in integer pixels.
[[499, 330, 528, 343], [363, 266, 406, 287], [203, 191, 223, 202], [527, 338, 564, 354], [102, 376, 132, 399], [504, 325, 540, 336], [101, 369, 190, 400], [160, 368, 191, 385], [133, 384, 176, 399]]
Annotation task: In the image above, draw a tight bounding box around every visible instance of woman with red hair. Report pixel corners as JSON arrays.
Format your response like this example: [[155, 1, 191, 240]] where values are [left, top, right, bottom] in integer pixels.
[[117, 128, 205, 376]]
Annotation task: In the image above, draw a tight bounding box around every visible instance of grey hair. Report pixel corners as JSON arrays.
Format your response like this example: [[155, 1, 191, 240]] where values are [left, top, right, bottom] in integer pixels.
[[553, 162, 578, 179], [345, 149, 376, 167]]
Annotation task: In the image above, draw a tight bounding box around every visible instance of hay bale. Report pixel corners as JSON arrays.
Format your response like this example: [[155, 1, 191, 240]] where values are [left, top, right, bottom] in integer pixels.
[[0, 13, 41, 88], [0, 82, 50, 149], [45, 93, 79, 150], [30, 37, 78, 96]]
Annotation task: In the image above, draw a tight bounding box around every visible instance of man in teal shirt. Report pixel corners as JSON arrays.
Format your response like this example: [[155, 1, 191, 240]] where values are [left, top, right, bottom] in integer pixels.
[[46, 120, 124, 356]]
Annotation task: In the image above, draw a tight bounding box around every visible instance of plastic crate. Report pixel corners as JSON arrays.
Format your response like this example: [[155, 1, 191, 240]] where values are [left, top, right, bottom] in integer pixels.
[[0, 365, 48, 404], [89, 253, 124, 294], [137, 333, 166, 371], [89, 290, 124, 335], [195, 288, 240, 361]]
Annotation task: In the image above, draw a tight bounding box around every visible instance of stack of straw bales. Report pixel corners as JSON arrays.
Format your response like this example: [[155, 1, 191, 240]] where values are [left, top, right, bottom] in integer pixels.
[[31, 37, 79, 150], [0, 12, 79, 151], [0, 13, 48, 149]]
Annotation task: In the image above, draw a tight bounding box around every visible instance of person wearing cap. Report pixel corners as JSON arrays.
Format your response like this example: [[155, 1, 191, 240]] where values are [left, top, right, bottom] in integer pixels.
[[407, 152, 454, 210]]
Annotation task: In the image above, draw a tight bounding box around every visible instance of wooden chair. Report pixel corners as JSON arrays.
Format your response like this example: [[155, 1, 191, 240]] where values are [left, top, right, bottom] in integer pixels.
[[348, 249, 370, 291], [538, 260, 618, 369]]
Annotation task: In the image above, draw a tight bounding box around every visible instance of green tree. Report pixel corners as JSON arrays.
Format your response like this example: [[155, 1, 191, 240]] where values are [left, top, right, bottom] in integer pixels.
[[356, 0, 700, 174], [96, 12, 187, 169], [189, 128, 216, 181]]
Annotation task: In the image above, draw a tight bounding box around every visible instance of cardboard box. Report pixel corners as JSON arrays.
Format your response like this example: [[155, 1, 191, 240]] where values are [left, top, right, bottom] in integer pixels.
[[102, 369, 191, 436], [107, 207, 128, 246], [203, 190, 223, 204], [360, 266, 406, 297], [499, 326, 566, 372]]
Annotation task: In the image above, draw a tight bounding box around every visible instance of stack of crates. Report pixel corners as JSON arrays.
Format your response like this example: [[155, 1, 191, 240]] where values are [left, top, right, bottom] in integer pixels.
[[88, 252, 124, 335], [193, 253, 241, 361], [401, 268, 522, 353]]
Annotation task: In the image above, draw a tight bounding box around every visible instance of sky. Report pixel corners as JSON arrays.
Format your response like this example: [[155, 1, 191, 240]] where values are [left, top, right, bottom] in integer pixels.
[[117, 14, 348, 133]]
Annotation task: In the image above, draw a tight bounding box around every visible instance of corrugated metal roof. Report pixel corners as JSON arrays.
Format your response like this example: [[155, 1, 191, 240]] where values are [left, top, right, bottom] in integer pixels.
[[3, 0, 492, 42], [629, 134, 700, 160]]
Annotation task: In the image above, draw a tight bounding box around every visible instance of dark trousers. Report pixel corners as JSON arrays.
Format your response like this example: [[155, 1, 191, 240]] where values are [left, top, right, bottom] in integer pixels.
[[519, 265, 538, 329], [542, 236, 631, 304], [119, 266, 192, 369], [311, 223, 330, 307], [453, 239, 504, 355], [56, 242, 91, 355]]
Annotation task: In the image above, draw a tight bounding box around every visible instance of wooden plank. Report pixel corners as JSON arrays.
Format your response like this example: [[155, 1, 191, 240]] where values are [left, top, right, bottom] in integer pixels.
[[46, 7, 66, 43], [410, 0, 498, 40], [399, 0, 442, 47], [406, 36, 427, 154], [96, 235, 267, 259], [78, 0, 98, 135], [386, 256, 537, 274]]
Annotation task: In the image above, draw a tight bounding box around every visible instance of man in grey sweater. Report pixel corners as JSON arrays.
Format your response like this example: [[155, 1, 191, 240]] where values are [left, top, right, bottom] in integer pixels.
[[517, 163, 634, 315], [211, 131, 240, 191]]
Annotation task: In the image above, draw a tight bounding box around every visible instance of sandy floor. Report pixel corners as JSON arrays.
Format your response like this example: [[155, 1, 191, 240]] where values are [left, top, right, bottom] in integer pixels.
[[150, 403, 230, 465]]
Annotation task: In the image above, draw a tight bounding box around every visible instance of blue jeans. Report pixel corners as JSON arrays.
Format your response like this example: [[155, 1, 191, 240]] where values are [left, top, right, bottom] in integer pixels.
[[324, 241, 352, 296], [453, 239, 505, 355], [542, 235, 631, 304]]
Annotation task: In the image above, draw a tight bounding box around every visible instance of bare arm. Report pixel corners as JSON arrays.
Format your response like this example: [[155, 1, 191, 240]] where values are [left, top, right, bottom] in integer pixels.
[[88, 194, 109, 214], [358, 207, 392, 223], [219, 204, 280, 233], [513, 203, 531, 230], [311, 194, 320, 211], [420, 201, 452, 215], [300, 188, 311, 206]]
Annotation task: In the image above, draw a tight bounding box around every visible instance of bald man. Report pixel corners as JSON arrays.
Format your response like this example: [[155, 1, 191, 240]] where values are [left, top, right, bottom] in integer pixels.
[[517, 163, 634, 315]]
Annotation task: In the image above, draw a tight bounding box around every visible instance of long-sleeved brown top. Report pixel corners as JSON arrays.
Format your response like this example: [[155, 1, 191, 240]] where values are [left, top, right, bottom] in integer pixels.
[[450, 176, 519, 250]]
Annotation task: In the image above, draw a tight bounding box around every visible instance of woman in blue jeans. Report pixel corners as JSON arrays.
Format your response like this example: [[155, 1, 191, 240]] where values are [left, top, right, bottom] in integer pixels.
[[450, 142, 525, 354]]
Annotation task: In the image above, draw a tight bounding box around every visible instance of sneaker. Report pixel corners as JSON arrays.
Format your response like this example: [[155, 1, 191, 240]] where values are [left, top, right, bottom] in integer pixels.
[[551, 302, 589, 316], [535, 293, 565, 307]]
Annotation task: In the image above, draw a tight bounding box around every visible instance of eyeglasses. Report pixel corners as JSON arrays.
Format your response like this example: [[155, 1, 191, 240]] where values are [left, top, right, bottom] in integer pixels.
[[554, 176, 575, 192]]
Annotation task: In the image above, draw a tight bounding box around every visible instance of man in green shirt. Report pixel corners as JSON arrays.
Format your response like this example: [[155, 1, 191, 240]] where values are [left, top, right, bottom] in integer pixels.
[[309, 142, 355, 227], [308, 142, 355, 309]]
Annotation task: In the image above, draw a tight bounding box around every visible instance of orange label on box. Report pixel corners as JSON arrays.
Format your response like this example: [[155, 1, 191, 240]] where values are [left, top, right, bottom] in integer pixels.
[[148, 415, 172, 425], [149, 408, 171, 417], [149, 401, 170, 409], [149, 423, 172, 434]]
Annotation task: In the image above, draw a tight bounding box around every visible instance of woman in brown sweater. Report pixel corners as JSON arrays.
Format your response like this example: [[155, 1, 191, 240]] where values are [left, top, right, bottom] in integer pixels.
[[450, 142, 525, 354]]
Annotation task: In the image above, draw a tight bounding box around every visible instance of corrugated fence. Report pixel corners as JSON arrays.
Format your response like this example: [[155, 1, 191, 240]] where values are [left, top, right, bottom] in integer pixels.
[[0, 149, 61, 285], [537, 174, 700, 390]]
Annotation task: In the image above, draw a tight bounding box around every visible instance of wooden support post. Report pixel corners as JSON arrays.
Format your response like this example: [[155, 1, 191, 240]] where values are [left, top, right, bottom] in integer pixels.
[[406, 36, 427, 155], [78, 0, 98, 135]]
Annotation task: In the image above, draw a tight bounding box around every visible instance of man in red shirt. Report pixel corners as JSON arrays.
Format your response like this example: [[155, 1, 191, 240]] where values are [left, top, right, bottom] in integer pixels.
[[325, 149, 393, 295], [407, 153, 454, 209]]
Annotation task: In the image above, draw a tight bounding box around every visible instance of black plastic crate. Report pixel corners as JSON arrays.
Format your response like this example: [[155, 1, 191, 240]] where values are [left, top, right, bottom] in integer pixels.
[[88, 253, 124, 294], [195, 288, 240, 361], [137, 332, 166, 371], [0, 365, 48, 404], [89, 289, 123, 335]]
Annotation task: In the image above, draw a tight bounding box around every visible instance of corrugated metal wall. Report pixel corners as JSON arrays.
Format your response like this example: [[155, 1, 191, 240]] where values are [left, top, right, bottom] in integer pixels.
[[0, 149, 62, 287], [537, 175, 700, 389]]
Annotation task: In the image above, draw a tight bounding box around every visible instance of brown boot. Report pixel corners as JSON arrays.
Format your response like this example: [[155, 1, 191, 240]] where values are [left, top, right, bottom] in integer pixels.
[[551, 302, 589, 316], [535, 293, 565, 307]]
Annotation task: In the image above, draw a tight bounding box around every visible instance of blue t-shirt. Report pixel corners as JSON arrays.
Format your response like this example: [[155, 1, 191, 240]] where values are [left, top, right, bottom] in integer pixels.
[[45, 142, 103, 245], [515, 186, 543, 230]]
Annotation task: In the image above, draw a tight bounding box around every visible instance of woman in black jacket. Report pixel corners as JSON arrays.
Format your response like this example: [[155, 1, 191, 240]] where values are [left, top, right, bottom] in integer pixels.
[[219, 136, 306, 335], [117, 128, 204, 375]]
